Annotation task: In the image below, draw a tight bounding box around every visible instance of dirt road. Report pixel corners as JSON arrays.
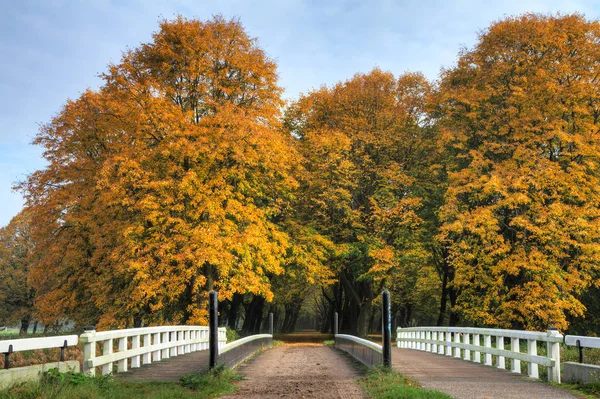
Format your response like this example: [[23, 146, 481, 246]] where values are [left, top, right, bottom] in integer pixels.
[[222, 344, 367, 399]]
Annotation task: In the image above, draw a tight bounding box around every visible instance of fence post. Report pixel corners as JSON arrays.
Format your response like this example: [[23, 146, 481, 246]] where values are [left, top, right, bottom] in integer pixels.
[[333, 312, 338, 336], [269, 313, 274, 336], [81, 325, 96, 376], [209, 291, 218, 369], [547, 327, 561, 383], [382, 290, 392, 368], [527, 339, 538, 379]]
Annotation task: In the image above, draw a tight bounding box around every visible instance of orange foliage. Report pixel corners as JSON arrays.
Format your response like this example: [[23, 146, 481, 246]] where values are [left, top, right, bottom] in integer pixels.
[[20, 16, 302, 328], [438, 13, 600, 330]]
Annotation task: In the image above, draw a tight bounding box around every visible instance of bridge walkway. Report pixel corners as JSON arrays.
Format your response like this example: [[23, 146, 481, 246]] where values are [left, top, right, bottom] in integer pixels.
[[392, 347, 576, 399], [115, 350, 209, 383]]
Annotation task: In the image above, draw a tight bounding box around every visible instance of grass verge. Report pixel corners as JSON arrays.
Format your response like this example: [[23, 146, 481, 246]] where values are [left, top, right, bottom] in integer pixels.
[[360, 366, 453, 399], [0, 365, 241, 399], [553, 382, 600, 399]]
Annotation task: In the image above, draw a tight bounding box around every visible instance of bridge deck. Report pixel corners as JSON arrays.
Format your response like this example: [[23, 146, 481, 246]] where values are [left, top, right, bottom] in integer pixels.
[[115, 350, 209, 383], [392, 347, 576, 399]]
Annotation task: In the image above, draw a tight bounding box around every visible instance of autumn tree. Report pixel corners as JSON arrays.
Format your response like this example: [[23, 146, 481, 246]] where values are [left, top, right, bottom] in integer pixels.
[[20, 16, 311, 328], [286, 69, 436, 336], [437, 13, 600, 330], [0, 211, 36, 334]]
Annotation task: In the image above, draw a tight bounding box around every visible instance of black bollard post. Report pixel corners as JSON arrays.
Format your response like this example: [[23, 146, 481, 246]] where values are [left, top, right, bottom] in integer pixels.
[[333, 312, 338, 336], [269, 313, 274, 336], [382, 290, 392, 368], [209, 291, 218, 369]]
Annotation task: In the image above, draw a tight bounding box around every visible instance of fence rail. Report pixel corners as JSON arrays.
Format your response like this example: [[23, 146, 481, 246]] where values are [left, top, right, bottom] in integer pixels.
[[0, 335, 78, 370], [335, 334, 383, 367], [565, 335, 600, 349], [397, 326, 562, 383], [80, 326, 226, 376], [565, 335, 600, 364]]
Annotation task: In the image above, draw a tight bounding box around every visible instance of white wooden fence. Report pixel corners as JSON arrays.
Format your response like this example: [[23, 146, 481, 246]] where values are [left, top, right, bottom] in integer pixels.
[[0, 335, 78, 359], [0, 335, 80, 388], [0, 335, 79, 369], [397, 326, 563, 383], [565, 335, 600, 350], [80, 326, 226, 376]]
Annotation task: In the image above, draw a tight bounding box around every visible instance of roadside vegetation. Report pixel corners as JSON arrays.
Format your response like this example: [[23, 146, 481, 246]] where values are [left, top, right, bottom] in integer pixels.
[[0, 366, 240, 399], [360, 367, 452, 399], [554, 382, 600, 399]]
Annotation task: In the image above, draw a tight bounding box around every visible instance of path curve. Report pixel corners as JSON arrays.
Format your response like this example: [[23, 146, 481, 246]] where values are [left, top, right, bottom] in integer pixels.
[[222, 344, 366, 399], [393, 347, 577, 399]]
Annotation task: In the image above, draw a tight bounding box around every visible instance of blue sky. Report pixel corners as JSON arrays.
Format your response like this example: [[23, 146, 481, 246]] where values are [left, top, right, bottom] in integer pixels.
[[1, 0, 599, 227]]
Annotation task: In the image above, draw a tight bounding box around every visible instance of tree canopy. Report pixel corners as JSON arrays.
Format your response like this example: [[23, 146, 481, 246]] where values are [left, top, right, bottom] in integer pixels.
[[437, 13, 600, 330], [3, 12, 600, 334]]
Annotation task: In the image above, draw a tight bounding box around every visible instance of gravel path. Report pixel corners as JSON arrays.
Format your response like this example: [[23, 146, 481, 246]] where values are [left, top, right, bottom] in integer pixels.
[[393, 347, 578, 399], [222, 344, 367, 399]]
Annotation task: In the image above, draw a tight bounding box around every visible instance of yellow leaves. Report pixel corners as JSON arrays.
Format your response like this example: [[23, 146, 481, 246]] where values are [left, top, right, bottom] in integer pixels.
[[15, 15, 307, 328], [438, 13, 600, 330], [366, 247, 395, 276]]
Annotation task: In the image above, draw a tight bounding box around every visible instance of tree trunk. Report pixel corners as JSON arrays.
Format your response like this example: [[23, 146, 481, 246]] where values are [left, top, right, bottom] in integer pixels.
[[242, 296, 265, 333], [133, 314, 144, 328], [287, 308, 300, 333], [282, 301, 302, 333], [19, 316, 30, 335], [227, 294, 243, 330], [32, 321, 38, 334], [321, 304, 333, 333], [345, 296, 359, 335], [357, 298, 372, 338], [402, 304, 413, 327], [437, 258, 449, 326], [272, 307, 281, 333]]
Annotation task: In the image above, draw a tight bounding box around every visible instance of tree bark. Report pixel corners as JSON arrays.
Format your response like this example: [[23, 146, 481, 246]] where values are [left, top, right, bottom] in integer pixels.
[[227, 294, 243, 330], [357, 298, 373, 338], [19, 316, 30, 335], [282, 301, 302, 333], [242, 295, 265, 333], [437, 259, 449, 326]]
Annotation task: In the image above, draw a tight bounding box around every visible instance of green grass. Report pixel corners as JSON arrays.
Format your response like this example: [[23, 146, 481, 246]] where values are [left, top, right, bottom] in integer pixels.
[[0, 366, 241, 399], [359, 366, 453, 399], [562, 345, 600, 366], [554, 382, 600, 399]]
